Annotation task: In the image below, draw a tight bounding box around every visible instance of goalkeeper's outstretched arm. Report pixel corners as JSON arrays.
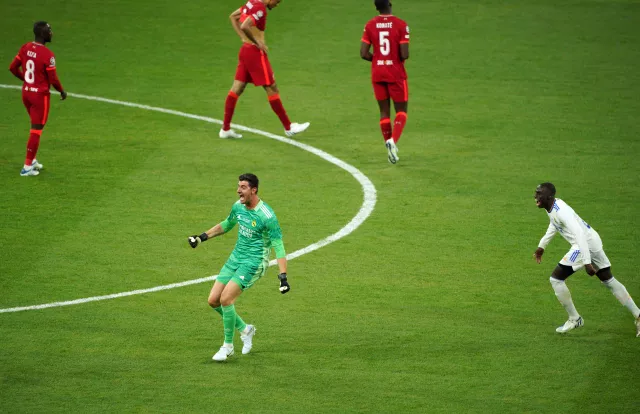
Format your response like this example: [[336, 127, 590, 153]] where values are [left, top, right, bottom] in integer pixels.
[[188, 222, 231, 248]]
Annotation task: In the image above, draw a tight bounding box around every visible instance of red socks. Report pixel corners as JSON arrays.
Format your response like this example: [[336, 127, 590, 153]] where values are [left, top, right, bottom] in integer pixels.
[[25, 129, 42, 165], [224, 91, 292, 131], [268, 94, 291, 130], [380, 118, 392, 141], [223, 91, 239, 131], [392, 112, 407, 143]]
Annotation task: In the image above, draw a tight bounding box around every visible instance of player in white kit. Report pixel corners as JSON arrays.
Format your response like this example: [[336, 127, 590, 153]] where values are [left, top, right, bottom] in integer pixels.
[[533, 182, 640, 336]]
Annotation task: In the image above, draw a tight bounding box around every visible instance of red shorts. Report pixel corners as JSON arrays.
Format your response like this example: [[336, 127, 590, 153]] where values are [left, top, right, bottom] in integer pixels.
[[235, 43, 275, 86], [372, 79, 409, 102], [22, 91, 50, 125]]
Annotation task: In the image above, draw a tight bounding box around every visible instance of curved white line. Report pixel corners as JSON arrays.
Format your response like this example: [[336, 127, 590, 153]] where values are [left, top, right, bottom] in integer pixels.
[[0, 84, 377, 313]]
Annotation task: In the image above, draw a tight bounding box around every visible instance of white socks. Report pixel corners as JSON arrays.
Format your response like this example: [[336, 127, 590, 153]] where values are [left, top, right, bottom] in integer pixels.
[[603, 277, 640, 318], [550, 277, 580, 320]]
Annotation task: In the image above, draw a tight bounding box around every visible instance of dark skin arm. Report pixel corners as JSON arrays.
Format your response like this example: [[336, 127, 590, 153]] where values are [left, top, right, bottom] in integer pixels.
[[400, 43, 409, 61], [360, 42, 373, 61]]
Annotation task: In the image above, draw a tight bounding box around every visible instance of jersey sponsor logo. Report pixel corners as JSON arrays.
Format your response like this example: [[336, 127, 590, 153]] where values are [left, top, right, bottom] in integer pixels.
[[239, 225, 255, 238]]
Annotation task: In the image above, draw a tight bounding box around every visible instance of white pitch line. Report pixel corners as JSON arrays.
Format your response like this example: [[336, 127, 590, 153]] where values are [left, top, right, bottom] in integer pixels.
[[0, 84, 377, 313]]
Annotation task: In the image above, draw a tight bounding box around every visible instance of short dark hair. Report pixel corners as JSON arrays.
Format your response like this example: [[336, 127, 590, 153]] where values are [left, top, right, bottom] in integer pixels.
[[375, 0, 390, 12], [33, 21, 49, 37], [239, 173, 259, 192], [538, 182, 556, 197]]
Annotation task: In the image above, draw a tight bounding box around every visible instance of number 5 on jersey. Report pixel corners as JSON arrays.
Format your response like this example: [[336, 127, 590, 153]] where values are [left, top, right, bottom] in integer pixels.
[[379, 31, 390, 56]]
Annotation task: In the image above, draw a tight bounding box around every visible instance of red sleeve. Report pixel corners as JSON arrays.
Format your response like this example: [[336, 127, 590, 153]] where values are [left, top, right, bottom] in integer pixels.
[[399, 21, 410, 44], [9, 55, 24, 81], [361, 23, 371, 44], [47, 67, 64, 92]]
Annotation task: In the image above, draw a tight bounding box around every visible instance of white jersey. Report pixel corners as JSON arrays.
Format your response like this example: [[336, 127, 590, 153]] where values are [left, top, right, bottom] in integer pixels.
[[538, 198, 595, 263]]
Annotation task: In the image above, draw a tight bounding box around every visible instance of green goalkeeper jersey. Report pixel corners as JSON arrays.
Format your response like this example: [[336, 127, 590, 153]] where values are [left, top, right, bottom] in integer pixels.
[[221, 199, 285, 262]]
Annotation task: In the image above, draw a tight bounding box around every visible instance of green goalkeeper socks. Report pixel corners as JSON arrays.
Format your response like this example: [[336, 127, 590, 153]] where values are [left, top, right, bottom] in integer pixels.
[[213, 306, 247, 333], [221, 304, 238, 344]]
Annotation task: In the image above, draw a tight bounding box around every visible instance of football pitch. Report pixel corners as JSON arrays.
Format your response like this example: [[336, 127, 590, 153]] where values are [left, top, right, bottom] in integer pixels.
[[1, 0, 639, 412]]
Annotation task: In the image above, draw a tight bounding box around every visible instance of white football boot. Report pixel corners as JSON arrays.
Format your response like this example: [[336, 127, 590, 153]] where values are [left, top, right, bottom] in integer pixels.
[[285, 122, 310, 137], [635, 316, 640, 338], [219, 128, 243, 139], [240, 325, 256, 355], [20, 165, 40, 176], [212, 344, 234, 361], [31, 158, 43, 170], [385, 139, 399, 164], [555, 316, 584, 333]]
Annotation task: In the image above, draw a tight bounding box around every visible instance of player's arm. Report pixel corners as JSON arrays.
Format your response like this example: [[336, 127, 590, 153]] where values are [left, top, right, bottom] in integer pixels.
[[360, 26, 373, 61], [400, 24, 410, 61], [8, 55, 24, 81], [400, 43, 409, 61], [534, 223, 557, 263], [46, 67, 67, 100], [188, 208, 238, 248], [230, 8, 250, 42], [360, 42, 373, 61], [239, 15, 266, 51], [268, 218, 290, 294]]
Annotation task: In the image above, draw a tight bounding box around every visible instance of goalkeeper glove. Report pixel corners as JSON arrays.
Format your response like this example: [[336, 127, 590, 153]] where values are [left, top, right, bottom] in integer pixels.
[[278, 273, 290, 294], [188, 232, 208, 248]]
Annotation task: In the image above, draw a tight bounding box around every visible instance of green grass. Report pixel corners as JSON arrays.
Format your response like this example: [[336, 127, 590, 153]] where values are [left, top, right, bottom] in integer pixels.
[[1, 0, 639, 412]]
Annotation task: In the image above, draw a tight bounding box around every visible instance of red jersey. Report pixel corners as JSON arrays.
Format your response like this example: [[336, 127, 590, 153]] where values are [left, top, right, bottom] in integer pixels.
[[362, 15, 410, 82], [9, 42, 62, 95], [239, 0, 268, 31]]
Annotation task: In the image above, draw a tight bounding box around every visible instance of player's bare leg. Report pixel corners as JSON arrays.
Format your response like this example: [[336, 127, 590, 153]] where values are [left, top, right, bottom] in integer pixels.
[[21, 123, 44, 177], [220, 80, 247, 139], [378, 99, 398, 164], [264, 83, 309, 137]]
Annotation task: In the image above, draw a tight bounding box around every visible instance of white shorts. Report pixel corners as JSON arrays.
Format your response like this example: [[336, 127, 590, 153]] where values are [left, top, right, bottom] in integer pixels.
[[559, 231, 612, 271]]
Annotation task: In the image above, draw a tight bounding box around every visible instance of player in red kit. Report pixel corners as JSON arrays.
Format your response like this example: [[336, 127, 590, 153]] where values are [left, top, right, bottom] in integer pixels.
[[9, 21, 67, 176], [220, 0, 310, 139], [360, 0, 410, 164]]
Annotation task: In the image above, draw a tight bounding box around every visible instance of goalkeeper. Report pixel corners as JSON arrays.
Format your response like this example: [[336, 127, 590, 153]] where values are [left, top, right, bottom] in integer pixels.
[[188, 173, 290, 362]]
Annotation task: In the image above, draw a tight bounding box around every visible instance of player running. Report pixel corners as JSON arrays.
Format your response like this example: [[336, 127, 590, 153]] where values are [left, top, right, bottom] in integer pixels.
[[361, 0, 410, 164], [188, 173, 291, 361], [9, 21, 67, 177], [219, 0, 310, 139], [533, 182, 640, 336]]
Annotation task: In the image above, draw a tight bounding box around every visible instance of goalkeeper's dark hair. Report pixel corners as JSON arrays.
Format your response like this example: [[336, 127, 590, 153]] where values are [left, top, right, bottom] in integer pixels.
[[538, 182, 556, 197], [33, 21, 50, 37], [375, 0, 391, 12], [239, 173, 259, 193]]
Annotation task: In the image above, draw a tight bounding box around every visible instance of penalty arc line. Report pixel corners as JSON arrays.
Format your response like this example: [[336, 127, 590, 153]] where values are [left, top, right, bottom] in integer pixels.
[[0, 84, 377, 313]]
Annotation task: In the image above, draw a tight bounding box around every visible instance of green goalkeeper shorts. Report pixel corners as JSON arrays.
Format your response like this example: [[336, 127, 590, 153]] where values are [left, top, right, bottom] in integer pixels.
[[217, 254, 269, 290]]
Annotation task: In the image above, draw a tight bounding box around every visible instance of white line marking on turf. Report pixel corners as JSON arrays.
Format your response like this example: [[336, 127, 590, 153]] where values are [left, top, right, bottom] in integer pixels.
[[0, 84, 377, 313]]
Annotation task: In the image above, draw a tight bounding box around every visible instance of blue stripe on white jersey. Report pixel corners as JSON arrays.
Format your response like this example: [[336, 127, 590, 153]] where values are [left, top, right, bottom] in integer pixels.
[[552, 201, 560, 212], [569, 250, 580, 262]]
